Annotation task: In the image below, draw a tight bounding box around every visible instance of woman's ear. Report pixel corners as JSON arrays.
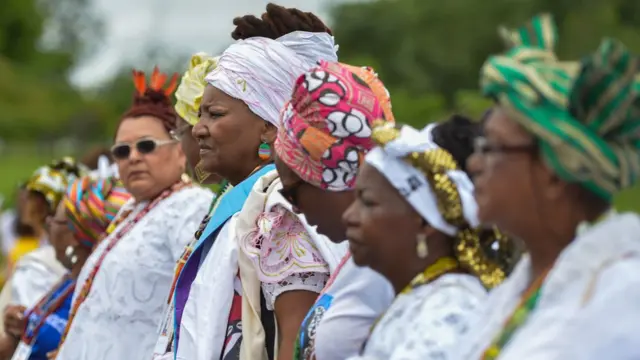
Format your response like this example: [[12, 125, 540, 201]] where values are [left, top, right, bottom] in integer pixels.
[[261, 122, 278, 144]]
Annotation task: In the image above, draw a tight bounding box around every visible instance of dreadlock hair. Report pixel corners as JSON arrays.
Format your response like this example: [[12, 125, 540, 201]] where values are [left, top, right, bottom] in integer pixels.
[[431, 114, 481, 173], [120, 67, 179, 134], [231, 3, 332, 41]]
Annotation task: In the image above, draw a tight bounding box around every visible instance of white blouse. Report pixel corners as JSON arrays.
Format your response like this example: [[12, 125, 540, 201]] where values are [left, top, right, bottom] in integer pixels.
[[11, 246, 67, 308], [313, 257, 395, 360], [56, 186, 212, 360], [351, 273, 486, 360], [455, 212, 640, 360]]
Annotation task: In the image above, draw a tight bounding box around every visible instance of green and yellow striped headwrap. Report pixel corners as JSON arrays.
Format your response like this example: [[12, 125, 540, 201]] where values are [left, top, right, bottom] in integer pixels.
[[175, 53, 220, 126], [482, 14, 640, 200]]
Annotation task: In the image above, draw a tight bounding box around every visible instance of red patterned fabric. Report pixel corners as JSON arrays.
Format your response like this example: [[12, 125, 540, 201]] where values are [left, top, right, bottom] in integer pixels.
[[274, 61, 394, 191]]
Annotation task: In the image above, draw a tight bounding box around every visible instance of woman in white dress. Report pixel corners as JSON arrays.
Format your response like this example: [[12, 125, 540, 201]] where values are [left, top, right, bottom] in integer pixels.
[[2, 159, 86, 315], [342, 121, 516, 360], [54, 68, 212, 360], [271, 61, 397, 360], [165, 5, 344, 360], [455, 14, 640, 360], [0, 159, 84, 345]]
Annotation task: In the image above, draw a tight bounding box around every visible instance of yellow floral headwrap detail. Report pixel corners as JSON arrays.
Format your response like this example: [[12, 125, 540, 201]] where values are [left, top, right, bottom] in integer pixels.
[[25, 157, 89, 212], [175, 53, 219, 126], [482, 14, 640, 200]]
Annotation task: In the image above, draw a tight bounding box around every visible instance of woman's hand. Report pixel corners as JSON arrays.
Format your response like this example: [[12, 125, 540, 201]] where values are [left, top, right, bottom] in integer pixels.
[[46, 350, 58, 359], [3, 305, 27, 339], [0, 333, 19, 359]]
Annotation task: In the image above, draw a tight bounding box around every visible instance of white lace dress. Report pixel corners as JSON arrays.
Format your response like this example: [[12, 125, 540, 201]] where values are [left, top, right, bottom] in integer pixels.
[[55, 186, 212, 360], [350, 274, 486, 360], [455, 212, 640, 360]]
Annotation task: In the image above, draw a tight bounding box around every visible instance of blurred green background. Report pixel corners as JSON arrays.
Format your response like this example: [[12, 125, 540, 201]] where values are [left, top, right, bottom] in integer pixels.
[[1, 0, 639, 211]]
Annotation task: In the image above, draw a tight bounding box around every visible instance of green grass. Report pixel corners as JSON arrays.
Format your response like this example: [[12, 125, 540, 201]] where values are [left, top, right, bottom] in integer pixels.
[[614, 186, 640, 212], [1, 151, 54, 208], [1, 149, 639, 212]]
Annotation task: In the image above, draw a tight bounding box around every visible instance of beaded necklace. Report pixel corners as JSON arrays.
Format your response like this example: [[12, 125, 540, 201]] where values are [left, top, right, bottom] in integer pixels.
[[21, 275, 75, 345], [153, 181, 232, 356], [400, 256, 459, 294], [167, 179, 231, 298], [57, 179, 191, 348], [482, 267, 550, 360]]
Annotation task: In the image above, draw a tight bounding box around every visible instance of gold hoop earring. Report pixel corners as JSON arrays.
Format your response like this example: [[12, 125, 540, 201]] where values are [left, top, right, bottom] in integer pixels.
[[416, 233, 429, 259]]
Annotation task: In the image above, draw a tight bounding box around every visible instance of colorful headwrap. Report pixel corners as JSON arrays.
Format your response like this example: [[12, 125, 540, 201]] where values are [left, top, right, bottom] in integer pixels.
[[64, 176, 131, 248], [205, 31, 338, 127], [25, 157, 88, 212], [88, 155, 119, 180], [274, 61, 395, 191], [175, 53, 220, 126], [482, 14, 640, 200], [366, 122, 510, 288]]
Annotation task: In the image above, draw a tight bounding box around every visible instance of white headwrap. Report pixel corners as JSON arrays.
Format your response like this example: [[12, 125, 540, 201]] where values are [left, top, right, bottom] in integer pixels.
[[205, 31, 338, 127], [89, 155, 119, 180], [365, 124, 479, 236]]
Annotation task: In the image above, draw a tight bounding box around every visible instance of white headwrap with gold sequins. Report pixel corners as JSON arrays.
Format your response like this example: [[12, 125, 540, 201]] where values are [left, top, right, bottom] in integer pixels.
[[365, 124, 479, 235]]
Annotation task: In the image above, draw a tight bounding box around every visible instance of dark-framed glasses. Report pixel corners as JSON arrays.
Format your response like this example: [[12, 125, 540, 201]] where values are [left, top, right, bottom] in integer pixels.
[[473, 136, 536, 155], [111, 139, 177, 160]]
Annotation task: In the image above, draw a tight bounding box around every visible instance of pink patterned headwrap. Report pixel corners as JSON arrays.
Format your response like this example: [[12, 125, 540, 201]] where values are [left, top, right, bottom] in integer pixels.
[[274, 61, 394, 191]]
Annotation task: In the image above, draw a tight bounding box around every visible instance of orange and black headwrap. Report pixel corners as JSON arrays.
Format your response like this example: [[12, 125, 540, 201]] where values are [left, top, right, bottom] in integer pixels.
[[121, 67, 180, 133]]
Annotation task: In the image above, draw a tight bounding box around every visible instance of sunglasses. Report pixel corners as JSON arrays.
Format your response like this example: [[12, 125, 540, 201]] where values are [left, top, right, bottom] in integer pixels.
[[278, 180, 305, 208], [170, 122, 193, 141], [111, 139, 177, 160]]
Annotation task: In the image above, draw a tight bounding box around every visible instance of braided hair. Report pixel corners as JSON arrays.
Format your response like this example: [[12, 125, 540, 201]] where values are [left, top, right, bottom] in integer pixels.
[[231, 3, 331, 41], [120, 67, 179, 133]]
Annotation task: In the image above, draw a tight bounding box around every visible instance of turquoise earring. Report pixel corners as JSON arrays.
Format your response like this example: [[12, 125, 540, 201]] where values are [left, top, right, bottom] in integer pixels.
[[258, 142, 271, 160]]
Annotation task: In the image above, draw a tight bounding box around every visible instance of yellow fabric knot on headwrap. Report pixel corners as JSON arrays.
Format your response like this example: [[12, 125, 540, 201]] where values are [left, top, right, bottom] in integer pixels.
[[25, 157, 89, 212], [481, 14, 640, 200], [175, 53, 219, 126]]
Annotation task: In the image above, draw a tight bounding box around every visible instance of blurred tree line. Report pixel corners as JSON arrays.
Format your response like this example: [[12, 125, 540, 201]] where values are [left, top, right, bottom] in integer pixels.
[[2, 0, 640, 141], [330, 0, 640, 124], [0, 0, 185, 142]]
